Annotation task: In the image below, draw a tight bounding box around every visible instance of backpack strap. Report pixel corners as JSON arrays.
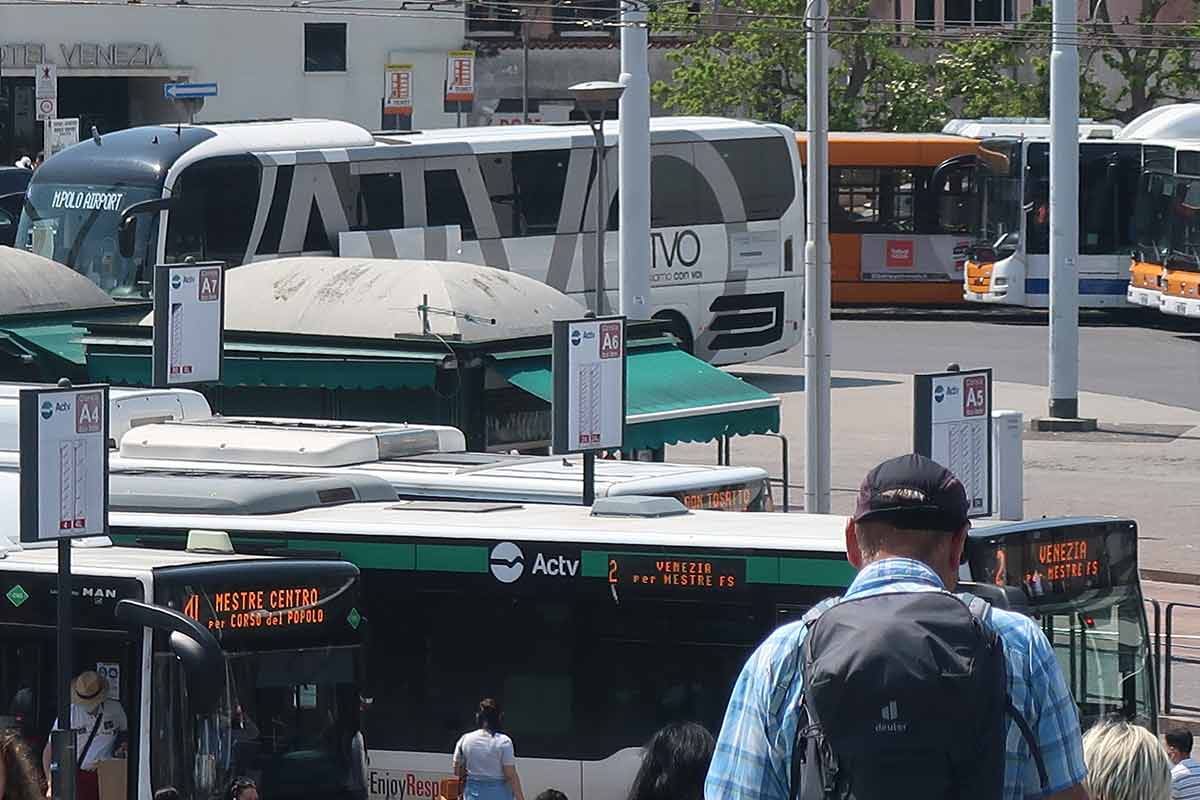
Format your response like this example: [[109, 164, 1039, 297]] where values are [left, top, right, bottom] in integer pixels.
[[965, 596, 1050, 790], [788, 601, 836, 800]]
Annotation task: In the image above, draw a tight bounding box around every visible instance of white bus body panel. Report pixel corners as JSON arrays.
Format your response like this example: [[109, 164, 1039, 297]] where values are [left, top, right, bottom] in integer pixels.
[[1159, 292, 1200, 318], [965, 253, 1132, 308]]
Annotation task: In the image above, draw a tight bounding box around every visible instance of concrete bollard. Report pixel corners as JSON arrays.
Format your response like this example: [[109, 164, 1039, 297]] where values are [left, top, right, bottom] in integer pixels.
[[992, 410, 1024, 521]]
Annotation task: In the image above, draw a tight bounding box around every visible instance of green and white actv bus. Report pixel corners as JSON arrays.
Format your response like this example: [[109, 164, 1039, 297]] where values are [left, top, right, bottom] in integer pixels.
[[73, 471, 1155, 800]]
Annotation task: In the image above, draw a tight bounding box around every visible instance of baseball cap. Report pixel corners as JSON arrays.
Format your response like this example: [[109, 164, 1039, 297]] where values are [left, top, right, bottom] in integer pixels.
[[853, 453, 969, 532]]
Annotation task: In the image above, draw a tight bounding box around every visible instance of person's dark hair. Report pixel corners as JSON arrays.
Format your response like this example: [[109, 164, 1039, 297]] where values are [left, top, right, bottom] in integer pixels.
[[0, 732, 46, 800], [533, 791, 568, 800], [476, 698, 502, 733], [1167, 728, 1194, 755], [154, 788, 181, 800], [627, 722, 714, 800], [228, 777, 257, 800]]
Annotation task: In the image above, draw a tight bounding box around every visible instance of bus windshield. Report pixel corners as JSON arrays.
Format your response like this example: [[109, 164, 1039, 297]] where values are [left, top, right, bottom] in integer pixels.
[[1166, 176, 1200, 272], [155, 564, 366, 800], [1135, 171, 1175, 267], [967, 519, 1155, 729], [15, 182, 161, 298], [974, 139, 1025, 256]]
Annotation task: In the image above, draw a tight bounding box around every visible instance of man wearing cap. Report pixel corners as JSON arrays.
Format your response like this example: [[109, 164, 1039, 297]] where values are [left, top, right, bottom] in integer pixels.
[[705, 454, 1089, 800], [42, 671, 128, 800]]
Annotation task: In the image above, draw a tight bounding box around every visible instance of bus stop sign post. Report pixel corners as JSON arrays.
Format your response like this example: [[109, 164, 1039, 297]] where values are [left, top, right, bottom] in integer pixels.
[[913, 367, 993, 518], [152, 262, 226, 387], [551, 317, 627, 505], [19, 380, 111, 800]]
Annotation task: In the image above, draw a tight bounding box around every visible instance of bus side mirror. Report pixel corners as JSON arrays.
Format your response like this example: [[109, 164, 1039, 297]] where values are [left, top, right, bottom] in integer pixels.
[[115, 599, 226, 714], [117, 196, 177, 258], [118, 216, 137, 258]]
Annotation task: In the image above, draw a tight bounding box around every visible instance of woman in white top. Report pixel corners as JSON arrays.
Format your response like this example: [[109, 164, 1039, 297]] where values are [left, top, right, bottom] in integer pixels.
[[452, 699, 525, 800]]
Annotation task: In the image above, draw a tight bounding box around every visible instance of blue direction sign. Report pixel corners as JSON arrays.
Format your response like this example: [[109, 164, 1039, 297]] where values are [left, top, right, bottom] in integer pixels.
[[164, 82, 218, 100]]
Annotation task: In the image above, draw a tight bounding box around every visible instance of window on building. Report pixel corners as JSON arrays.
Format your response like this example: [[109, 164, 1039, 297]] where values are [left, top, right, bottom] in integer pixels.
[[830, 167, 916, 233], [425, 169, 477, 240], [915, 0, 935, 26], [466, 0, 521, 34], [304, 23, 347, 72], [555, 0, 619, 33]]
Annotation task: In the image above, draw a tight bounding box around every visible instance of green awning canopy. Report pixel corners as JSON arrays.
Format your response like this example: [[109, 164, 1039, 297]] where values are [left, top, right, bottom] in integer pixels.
[[83, 335, 442, 391], [492, 344, 781, 451]]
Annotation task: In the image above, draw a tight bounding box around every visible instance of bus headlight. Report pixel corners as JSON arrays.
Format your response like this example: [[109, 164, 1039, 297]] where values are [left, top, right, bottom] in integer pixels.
[[994, 277, 1008, 287]]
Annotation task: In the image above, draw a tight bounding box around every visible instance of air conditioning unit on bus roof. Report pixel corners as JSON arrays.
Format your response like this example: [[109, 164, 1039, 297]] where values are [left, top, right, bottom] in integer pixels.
[[0, 384, 212, 452], [119, 417, 466, 468]]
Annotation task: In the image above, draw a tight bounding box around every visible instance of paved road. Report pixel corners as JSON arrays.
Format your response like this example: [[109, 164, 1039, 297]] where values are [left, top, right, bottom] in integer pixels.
[[762, 311, 1200, 411]]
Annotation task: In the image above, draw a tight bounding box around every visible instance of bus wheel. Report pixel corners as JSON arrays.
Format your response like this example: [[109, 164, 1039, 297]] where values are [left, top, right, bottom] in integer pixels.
[[653, 312, 694, 355]]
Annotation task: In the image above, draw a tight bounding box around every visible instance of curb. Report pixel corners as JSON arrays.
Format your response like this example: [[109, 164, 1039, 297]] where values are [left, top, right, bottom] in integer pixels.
[[1141, 568, 1200, 586]]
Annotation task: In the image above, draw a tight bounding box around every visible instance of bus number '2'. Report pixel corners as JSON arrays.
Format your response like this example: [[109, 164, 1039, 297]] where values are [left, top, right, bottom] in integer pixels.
[[608, 559, 618, 584]]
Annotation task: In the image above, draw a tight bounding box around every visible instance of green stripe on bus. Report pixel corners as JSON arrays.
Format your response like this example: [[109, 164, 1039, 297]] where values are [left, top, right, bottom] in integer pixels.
[[416, 544, 488, 573], [335, 542, 415, 570], [780, 557, 855, 587], [581, 551, 608, 578], [745, 557, 777, 584]]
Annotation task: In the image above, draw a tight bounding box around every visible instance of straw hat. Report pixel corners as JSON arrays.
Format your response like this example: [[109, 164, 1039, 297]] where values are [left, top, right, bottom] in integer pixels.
[[71, 672, 108, 710]]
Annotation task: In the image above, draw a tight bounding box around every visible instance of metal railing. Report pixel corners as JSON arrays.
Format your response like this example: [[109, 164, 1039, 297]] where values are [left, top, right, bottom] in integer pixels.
[[1163, 600, 1200, 716], [715, 432, 791, 513]]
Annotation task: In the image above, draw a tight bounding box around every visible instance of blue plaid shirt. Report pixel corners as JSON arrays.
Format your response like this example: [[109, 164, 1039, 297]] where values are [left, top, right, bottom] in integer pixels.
[[705, 558, 1086, 800]]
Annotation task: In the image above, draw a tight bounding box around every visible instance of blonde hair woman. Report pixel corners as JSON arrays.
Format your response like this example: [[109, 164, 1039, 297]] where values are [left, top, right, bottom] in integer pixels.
[[1082, 718, 1172, 800]]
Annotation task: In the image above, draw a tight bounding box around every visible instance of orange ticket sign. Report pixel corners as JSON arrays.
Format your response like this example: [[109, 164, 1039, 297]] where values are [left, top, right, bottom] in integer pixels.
[[385, 64, 413, 116], [445, 50, 475, 103]]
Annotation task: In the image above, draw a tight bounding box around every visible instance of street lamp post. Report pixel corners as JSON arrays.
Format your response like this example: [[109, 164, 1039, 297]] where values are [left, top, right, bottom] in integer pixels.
[[569, 80, 624, 316]]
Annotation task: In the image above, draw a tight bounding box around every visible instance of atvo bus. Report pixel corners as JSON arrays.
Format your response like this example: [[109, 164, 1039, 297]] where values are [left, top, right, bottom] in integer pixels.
[[97, 477, 1155, 800], [0, 530, 366, 800], [16, 118, 803, 365], [796, 132, 979, 305]]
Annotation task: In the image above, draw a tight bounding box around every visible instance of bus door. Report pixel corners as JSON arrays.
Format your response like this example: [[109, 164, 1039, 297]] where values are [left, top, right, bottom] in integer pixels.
[[0, 571, 146, 798]]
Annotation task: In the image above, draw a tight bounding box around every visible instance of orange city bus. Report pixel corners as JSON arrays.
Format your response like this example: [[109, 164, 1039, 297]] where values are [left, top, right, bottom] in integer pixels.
[[796, 132, 979, 305]]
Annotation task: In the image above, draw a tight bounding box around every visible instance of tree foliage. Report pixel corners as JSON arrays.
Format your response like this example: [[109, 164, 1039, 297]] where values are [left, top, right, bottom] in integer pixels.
[[651, 0, 1200, 129]]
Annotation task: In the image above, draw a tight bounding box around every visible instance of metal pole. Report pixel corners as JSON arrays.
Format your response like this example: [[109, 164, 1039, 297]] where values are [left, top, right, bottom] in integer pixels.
[[1049, 0, 1080, 420], [521, 20, 530, 124], [618, 1, 651, 320], [804, 0, 832, 514], [592, 112, 607, 316], [52, 536, 76, 800], [582, 451, 596, 505]]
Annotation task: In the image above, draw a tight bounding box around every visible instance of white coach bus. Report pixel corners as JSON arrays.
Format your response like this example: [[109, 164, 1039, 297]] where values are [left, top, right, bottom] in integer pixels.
[[15, 117, 803, 365]]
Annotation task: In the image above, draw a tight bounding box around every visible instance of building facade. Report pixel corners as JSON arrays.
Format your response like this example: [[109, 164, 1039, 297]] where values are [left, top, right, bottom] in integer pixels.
[[0, 3, 465, 164]]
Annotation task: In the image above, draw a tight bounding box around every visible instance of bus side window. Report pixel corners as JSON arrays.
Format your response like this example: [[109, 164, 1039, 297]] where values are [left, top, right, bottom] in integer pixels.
[[513, 150, 570, 237], [166, 156, 261, 265], [425, 169, 477, 240], [357, 173, 405, 231], [831, 167, 917, 233], [713, 138, 795, 222], [650, 147, 722, 228]]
